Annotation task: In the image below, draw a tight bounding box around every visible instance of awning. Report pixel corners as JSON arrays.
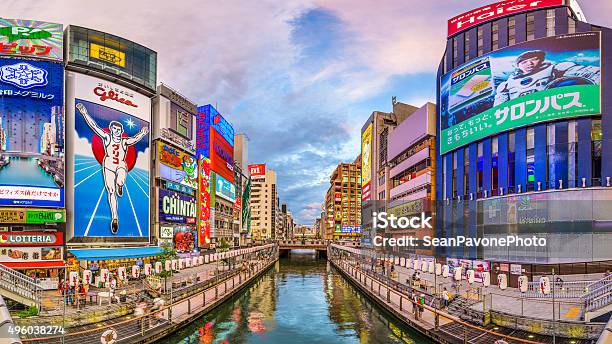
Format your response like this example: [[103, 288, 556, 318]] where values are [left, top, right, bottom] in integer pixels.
[[68, 247, 163, 261], [1, 261, 65, 269]]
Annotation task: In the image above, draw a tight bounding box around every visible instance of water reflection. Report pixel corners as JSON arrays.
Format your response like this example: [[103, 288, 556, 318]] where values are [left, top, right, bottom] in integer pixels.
[[158, 250, 433, 344]]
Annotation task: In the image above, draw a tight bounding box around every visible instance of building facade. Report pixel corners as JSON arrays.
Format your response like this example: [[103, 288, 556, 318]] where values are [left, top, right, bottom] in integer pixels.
[[436, 0, 612, 284], [325, 156, 362, 241], [386, 103, 437, 255], [250, 168, 277, 240]]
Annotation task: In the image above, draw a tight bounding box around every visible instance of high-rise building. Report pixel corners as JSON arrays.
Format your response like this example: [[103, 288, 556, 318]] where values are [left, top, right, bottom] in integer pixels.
[[437, 0, 612, 285], [360, 101, 419, 246], [250, 168, 277, 240], [385, 103, 437, 255], [324, 155, 362, 241], [234, 133, 250, 245]]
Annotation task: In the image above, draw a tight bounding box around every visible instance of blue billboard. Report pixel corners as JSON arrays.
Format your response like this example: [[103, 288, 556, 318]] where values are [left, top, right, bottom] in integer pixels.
[[0, 58, 64, 207], [215, 173, 236, 202], [197, 104, 234, 147]]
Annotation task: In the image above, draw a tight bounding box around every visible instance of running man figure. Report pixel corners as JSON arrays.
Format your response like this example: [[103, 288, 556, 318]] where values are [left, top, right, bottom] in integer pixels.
[[76, 103, 149, 234]]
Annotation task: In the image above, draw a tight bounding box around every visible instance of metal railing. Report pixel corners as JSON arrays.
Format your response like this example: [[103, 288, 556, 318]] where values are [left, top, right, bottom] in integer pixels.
[[524, 280, 591, 298], [20, 245, 279, 343], [584, 278, 612, 312], [0, 264, 41, 307]]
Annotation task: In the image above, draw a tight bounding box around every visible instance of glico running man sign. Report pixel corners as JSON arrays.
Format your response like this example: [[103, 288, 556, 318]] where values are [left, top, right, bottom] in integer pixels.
[[70, 72, 151, 238], [439, 32, 600, 154]]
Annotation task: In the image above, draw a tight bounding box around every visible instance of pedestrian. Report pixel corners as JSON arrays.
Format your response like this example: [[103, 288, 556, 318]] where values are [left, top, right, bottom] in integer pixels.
[[67, 283, 75, 306], [419, 293, 425, 316], [442, 287, 450, 308], [412, 292, 420, 320], [79, 283, 87, 306]]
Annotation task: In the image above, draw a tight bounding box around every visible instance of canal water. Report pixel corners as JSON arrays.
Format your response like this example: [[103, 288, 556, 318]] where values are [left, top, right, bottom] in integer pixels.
[[0, 157, 57, 187], [157, 250, 434, 344]]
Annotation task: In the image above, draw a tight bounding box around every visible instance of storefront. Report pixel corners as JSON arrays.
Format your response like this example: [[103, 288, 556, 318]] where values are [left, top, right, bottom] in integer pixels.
[[158, 186, 198, 257], [0, 229, 66, 289], [67, 247, 162, 287]]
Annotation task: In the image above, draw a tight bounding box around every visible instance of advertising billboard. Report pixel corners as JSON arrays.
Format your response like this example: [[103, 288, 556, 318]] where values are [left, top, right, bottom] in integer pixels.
[[196, 107, 211, 160], [154, 84, 196, 154], [447, 0, 563, 37], [157, 141, 197, 190], [66, 26, 157, 90], [0, 19, 63, 61], [173, 226, 196, 253], [248, 164, 266, 180], [211, 127, 235, 182], [361, 123, 372, 202], [70, 73, 151, 238], [0, 231, 63, 246], [198, 157, 211, 245], [0, 246, 63, 263], [159, 188, 197, 224], [199, 104, 234, 146], [440, 32, 600, 154], [0, 59, 64, 207], [215, 174, 236, 202]]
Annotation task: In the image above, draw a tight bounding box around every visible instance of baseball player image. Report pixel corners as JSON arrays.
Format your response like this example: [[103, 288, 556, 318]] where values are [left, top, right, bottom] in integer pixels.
[[494, 50, 600, 106], [76, 103, 149, 234]]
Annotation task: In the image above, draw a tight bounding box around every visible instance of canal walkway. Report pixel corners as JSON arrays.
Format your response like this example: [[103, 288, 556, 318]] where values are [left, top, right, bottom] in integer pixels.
[[18, 244, 278, 343], [330, 244, 606, 342]]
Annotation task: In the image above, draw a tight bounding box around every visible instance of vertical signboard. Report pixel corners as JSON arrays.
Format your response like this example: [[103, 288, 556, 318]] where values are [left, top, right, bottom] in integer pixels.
[[70, 73, 151, 238], [0, 19, 63, 61], [248, 164, 266, 180], [0, 59, 64, 207], [198, 157, 211, 245], [361, 123, 372, 202], [210, 128, 234, 182]]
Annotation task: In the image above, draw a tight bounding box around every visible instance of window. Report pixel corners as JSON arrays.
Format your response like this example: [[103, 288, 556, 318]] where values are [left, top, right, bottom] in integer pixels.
[[527, 128, 535, 191], [453, 37, 459, 68], [527, 13, 535, 40], [477, 142, 484, 193], [592, 119, 602, 186], [492, 21, 499, 50], [464, 148, 469, 196], [378, 191, 385, 200], [568, 121, 577, 188], [452, 152, 458, 198], [492, 137, 499, 195], [508, 132, 516, 193], [464, 32, 470, 61], [568, 17, 576, 34], [508, 17, 516, 45], [546, 9, 556, 37], [477, 27, 484, 56], [379, 174, 385, 186]]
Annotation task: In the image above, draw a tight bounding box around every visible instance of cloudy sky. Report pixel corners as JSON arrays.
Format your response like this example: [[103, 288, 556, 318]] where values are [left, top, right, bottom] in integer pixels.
[[5, 0, 611, 224]]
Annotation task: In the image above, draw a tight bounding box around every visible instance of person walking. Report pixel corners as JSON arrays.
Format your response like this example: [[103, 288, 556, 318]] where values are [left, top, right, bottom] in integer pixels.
[[442, 287, 450, 309]]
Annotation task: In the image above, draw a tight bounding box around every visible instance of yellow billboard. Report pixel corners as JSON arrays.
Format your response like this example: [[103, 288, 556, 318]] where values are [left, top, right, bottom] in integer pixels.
[[361, 123, 372, 201], [90, 43, 125, 67]]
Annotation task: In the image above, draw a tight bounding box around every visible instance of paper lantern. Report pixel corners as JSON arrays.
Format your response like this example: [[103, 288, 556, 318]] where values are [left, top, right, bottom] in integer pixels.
[[498, 274, 507, 290], [82, 270, 92, 285], [539, 276, 550, 294], [394, 257, 399, 265], [101, 269, 110, 283], [435, 263, 442, 276], [205, 255, 209, 263], [110, 278, 117, 289], [117, 267, 127, 281], [69, 271, 79, 286], [144, 263, 152, 276], [185, 258, 191, 268], [155, 262, 162, 274], [466, 269, 475, 284], [400, 257, 405, 267], [132, 265, 140, 278], [192, 257, 198, 266], [518, 275, 528, 293], [442, 265, 449, 278], [483, 272, 491, 287], [413, 259, 421, 270], [454, 266, 463, 281], [428, 261, 435, 274], [198, 256, 204, 265], [165, 260, 172, 272], [421, 259, 428, 272], [171, 259, 178, 270]]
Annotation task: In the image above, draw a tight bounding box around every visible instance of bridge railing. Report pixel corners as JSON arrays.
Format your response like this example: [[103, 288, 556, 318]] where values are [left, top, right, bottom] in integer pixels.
[[0, 263, 42, 307]]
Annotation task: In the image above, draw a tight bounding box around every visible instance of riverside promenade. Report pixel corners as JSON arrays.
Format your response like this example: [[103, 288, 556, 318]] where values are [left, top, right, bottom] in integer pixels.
[[18, 244, 279, 344], [329, 244, 607, 343]]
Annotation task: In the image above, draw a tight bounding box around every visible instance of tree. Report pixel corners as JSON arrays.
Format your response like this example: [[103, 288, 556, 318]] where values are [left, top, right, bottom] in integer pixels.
[[156, 242, 177, 278]]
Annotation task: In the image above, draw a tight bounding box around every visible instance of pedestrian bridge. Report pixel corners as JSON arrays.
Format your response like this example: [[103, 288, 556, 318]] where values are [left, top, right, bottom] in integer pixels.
[[277, 240, 360, 256]]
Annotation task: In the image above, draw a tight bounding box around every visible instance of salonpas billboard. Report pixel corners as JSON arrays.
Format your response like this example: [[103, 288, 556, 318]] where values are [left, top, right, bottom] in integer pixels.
[[440, 32, 601, 154]]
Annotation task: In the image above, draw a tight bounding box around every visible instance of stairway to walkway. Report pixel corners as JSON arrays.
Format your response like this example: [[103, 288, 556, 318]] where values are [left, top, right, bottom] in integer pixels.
[[0, 264, 42, 308]]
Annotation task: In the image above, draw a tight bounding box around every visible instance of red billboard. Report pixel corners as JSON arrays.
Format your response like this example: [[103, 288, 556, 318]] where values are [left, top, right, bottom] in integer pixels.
[[210, 127, 234, 183], [447, 0, 563, 37], [248, 164, 266, 180]]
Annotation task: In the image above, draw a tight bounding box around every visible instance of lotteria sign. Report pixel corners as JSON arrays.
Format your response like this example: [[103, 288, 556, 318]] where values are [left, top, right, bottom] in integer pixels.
[[0, 231, 63, 246], [448, 0, 564, 37]]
